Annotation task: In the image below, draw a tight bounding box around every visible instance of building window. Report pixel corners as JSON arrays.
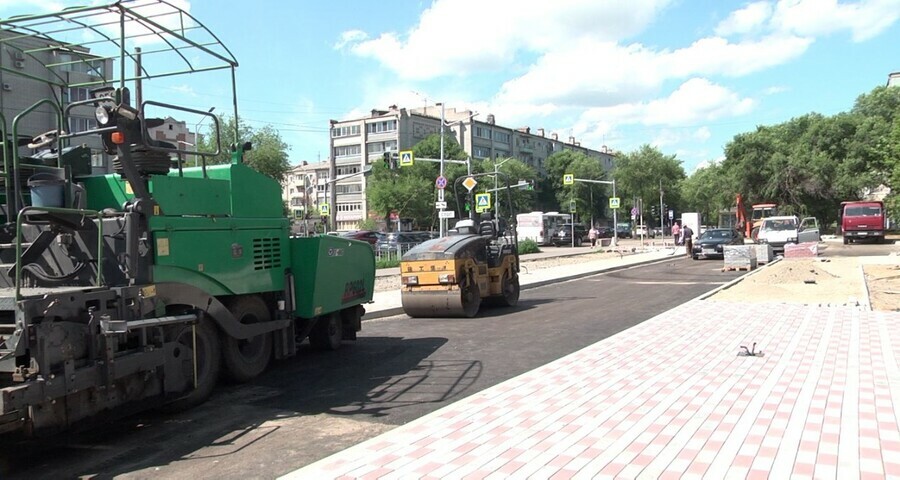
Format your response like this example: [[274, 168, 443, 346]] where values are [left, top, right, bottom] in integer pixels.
[[494, 150, 509, 159], [333, 145, 361, 157], [367, 140, 398, 154], [337, 165, 360, 176], [332, 125, 361, 138], [91, 151, 104, 168], [366, 119, 397, 134], [68, 116, 97, 133], [474, 126, 491, 139], [65, 87, 90, 103], [336, 203, 362, 212], [336, 184, 362, 194], [474, 146, 491, 159], [493, 131, 510, 143], [55, 53, 105, 76]]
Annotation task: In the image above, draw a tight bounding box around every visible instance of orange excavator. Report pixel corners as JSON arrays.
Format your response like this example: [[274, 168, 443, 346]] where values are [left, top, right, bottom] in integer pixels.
[[735, 194, 778, 240]]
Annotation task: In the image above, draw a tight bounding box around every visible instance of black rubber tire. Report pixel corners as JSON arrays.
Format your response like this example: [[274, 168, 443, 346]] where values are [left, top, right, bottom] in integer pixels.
[[574, 237, 583, 247], [460, 275, 482, 317], [309, 312, 343, 350], [843, 236, 849, 245], [498, 272, 520, 307], [162, 316, 222, 412], [221, 296, 273, 383]]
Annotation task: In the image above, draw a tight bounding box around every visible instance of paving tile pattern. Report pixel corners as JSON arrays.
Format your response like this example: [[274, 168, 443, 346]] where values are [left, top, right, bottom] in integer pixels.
[[283, 301, 900, 479]]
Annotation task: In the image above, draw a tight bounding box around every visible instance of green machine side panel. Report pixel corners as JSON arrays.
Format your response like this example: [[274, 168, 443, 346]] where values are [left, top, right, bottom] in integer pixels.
[[151, 216, 289, 296], [81, 173, 231, 216], [291, 236, 375, 319], [180, 163, 282, 218]]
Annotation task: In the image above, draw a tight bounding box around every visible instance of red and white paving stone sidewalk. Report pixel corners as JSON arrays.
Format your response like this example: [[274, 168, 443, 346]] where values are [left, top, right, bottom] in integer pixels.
[[282, 301, 900, 479]]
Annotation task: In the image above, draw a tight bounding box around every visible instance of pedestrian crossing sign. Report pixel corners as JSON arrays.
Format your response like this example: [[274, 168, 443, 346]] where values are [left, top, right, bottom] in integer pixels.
[[399, 150, 414, 167], [319, 204, 329, 216], [475, 193, 491, 213]]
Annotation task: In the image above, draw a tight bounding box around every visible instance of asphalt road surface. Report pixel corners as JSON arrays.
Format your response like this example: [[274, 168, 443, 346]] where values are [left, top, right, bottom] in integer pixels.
[[3, 257, 743, 479]]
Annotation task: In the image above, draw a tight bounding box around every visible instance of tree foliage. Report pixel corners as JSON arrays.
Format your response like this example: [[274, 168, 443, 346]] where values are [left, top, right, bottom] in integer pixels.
[[543, 150, 608, 224], [613, 145, 686, 225], [685, 84, 900, 229], [367, 133, 470, 230], [196, 115, 291, 183]]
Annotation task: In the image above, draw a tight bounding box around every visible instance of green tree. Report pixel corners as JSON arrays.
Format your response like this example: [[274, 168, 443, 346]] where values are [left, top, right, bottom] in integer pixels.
[[543, 150, 608, 224], [366, 133, 472, 230], [246, 125, 291, 184], [193, 115, 290, 182], [478, 157, 539, 218], [614, 145, 686, 224]]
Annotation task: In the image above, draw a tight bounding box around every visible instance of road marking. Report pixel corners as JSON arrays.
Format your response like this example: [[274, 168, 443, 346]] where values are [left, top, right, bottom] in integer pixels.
[[589, 280, 725, 285]]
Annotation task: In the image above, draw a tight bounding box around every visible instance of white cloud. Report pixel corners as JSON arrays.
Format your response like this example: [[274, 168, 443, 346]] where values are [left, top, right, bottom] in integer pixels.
[[170, 84, 197, 97], [334, 30, 368, 50], [573, 79, 753, 141], [763, 85, 789, 95], [715, 1, 774, 36], [337, 0, 673, 80], [771, 0, 900, 42], [694, 126, 712, 141]]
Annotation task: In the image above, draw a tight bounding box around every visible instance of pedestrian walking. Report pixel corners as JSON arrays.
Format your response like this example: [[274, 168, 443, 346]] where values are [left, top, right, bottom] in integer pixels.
[[589, 225, 599, 249], [682, 224, 694, 258], [672, 222, 681, 246]]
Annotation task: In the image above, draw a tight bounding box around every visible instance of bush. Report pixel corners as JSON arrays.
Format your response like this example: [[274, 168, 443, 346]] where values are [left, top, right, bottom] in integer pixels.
[[517, 239, 541, 255]]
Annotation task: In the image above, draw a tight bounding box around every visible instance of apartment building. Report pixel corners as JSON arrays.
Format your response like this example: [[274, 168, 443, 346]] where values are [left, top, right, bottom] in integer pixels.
[[0, 31, 113, 173], [327, 105, 616, 231], [282, 161, 330, 234]]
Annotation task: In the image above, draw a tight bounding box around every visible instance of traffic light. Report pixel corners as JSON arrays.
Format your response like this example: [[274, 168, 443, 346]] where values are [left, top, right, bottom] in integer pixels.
[[526, 180, 534, 190], [383, 151, 399, 169], [651, 205, 658, 217]]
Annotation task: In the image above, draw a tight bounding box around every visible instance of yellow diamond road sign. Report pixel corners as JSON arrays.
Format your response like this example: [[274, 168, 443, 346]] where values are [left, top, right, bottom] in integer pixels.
[[563, 173, 574, 185], [462, 176, 478, 191]]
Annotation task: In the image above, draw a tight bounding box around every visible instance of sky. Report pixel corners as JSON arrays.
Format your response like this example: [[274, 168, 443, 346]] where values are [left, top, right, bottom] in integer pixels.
[[2, 0, 899, 173]]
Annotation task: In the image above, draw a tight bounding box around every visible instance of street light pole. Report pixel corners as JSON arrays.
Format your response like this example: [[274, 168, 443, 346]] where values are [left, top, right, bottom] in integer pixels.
[[439, 102, 445, 237], [193, 106, 215, 167], [493, 157, 512, 217]]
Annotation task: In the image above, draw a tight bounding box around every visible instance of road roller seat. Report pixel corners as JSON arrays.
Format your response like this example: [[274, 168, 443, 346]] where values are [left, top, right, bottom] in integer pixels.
[[453, 219, 477, 235]]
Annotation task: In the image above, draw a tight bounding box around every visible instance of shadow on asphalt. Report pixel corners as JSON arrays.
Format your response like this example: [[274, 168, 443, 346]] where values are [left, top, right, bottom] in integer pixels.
[[0, 335, 454, 479]]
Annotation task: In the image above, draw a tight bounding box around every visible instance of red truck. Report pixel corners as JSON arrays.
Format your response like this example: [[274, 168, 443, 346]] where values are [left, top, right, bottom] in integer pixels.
[[840, 200, 886, 244]]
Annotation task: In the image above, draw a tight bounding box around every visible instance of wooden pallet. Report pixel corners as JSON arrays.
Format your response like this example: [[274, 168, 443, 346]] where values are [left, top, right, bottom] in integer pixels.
[[722, 265, 754, 272]]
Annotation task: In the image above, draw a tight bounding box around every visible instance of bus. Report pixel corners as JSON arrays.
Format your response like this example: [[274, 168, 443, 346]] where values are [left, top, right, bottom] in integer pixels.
[[516, 211, 571, 245]]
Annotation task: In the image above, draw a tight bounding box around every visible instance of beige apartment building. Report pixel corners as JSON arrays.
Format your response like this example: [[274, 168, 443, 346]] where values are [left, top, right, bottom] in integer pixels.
[[282, 161, 331, 234], [327, 105, 616, 231]]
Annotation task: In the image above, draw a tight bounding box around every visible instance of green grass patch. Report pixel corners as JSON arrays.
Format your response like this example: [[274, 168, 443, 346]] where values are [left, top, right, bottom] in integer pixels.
[[376, 257, 400, 269]]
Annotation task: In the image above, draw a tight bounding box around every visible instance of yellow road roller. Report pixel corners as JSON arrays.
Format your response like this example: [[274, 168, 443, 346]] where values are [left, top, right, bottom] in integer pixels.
[[400, 172, 521, 318]]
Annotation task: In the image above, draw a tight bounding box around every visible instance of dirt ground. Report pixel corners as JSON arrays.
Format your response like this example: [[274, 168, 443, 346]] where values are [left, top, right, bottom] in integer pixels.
[[709, 256, 900, 311]]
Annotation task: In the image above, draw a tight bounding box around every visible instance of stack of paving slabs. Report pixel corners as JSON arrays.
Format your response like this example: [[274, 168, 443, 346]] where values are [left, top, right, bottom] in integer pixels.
[[755, 243, 774, 264], [724, 244, 758, 270]]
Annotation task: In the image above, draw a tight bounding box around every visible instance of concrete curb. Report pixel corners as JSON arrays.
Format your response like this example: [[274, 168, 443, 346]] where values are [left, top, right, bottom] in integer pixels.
[[362, 253, 677, 321]]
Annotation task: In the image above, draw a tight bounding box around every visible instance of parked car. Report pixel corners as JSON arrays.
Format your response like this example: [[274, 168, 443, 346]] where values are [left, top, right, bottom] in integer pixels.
[[616, 226, 633, 239], [340, 230, 381, 246], [375, 231, 431, 256], [596, 226, 614, 238], [634, 224, 655, 238], [551, 223, 589, 247], [691, 228, 744, 260]]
